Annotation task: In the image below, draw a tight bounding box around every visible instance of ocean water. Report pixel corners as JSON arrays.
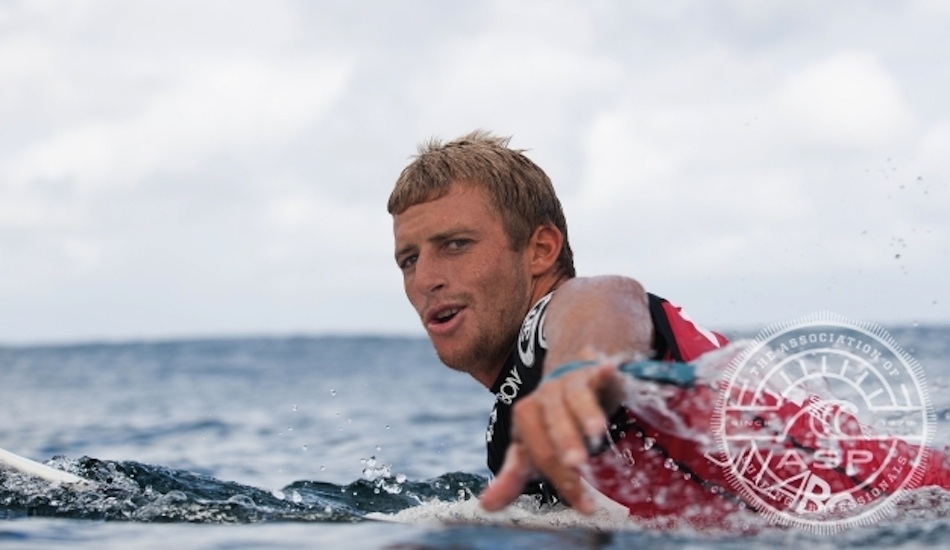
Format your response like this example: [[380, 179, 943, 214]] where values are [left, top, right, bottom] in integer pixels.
[[1, 326, 950, 549]]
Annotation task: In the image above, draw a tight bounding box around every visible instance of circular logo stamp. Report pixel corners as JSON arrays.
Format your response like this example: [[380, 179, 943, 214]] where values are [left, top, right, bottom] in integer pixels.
[[711, 312, 934, 532]]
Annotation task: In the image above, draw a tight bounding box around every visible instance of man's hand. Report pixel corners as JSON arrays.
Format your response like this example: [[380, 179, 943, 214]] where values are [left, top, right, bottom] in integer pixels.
[[479, 361, 624, 514]]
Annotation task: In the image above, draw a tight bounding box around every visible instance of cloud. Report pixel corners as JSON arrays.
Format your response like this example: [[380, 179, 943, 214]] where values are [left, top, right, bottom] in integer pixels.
[[404, 0, 623, 151], [259, 187, 393, 266], [771, 51, 917, 151], [1, 1, 948, 342], [567, 44, 935, 285], [1, 0, 353, 241], [5, 57, 352, 195]]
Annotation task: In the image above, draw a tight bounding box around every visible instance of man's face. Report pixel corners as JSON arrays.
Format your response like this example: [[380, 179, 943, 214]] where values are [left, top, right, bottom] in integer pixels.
[[393, 183, 533, 383]]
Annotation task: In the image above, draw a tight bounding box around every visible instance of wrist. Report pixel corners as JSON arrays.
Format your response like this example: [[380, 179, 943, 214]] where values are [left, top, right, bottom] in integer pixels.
[[543, 360, 599, 382]]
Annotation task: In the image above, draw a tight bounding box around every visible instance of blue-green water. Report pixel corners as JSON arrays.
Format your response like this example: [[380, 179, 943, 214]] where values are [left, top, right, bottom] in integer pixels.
[[2, 328, 949, 548]]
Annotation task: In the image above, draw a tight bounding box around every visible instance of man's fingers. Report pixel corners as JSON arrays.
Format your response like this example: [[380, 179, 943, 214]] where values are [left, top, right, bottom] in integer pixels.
[[522, 378, 599, 514], [562, 364, 615, 444], [541, 383, 590, 468], [480, 442, 533, 512], [482, 363, 621, 515]]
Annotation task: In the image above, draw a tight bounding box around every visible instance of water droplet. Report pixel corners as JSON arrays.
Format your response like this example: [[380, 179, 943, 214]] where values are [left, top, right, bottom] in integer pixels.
[[320, 465, 326, 471], [301, 444, 308, 451], [375, 445, 382, 452], [330, 389, 337, 397], [642, 437, 655, 451], [292, 404, 298, 412], [385, 424, 391, 430]]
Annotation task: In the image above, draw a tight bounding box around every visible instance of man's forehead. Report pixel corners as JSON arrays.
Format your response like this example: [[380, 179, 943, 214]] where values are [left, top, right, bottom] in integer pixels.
[[392, 184, 497, 241]]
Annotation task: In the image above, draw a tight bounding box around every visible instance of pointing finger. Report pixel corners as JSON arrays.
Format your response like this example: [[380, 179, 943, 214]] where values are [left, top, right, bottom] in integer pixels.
[[480, 442, 533, 512]]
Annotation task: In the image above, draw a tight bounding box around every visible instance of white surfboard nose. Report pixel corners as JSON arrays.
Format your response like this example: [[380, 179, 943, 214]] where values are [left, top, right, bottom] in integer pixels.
[[0, 447, 94, 487]]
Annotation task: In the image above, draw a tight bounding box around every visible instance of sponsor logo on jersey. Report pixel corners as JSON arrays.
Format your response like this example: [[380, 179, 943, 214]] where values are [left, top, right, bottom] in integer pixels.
[[518, 293, 552, 368], [496, 365, 523, 406]]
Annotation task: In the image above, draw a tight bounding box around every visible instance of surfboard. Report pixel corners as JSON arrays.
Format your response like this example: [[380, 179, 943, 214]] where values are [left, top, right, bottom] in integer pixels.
[[0, 446, 94, 487]]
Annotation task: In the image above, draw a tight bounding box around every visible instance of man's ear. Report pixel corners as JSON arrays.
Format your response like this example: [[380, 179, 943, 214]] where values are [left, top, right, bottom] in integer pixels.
[[527, 224, 563, 276]]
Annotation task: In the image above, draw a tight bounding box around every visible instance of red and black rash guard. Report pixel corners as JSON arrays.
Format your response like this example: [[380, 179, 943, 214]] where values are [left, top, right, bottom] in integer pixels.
[[485, 290, 950, 523], [485, 291, 727, 502]]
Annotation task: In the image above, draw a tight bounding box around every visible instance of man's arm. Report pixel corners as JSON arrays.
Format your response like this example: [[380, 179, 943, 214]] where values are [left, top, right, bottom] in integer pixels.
[[480, 275, 654, 514]]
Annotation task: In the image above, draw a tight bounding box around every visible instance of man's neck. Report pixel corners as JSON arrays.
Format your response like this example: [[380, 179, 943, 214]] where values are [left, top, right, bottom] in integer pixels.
[[531, 271, 569, 305], [472, 273, 572, 391]]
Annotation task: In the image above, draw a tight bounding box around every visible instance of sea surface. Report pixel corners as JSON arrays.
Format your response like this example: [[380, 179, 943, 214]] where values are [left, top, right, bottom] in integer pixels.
[[2, 325, 949, 549]]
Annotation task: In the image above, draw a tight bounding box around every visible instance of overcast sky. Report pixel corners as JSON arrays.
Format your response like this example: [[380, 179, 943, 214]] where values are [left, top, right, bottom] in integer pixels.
[[1, 1, 948, 345]]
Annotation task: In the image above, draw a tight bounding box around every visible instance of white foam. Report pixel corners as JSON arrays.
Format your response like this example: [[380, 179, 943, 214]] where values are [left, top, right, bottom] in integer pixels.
[[370, 482, 633, 530]]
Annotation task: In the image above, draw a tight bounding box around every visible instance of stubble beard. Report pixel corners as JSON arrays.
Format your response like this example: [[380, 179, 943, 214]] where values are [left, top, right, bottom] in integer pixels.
[[437, 317, 518, 383], [435, 276, 531, 384]]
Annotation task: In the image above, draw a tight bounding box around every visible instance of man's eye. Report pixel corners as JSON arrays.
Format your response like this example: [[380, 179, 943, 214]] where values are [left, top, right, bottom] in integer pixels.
[[398, 255, 417, 270], [447, 239, 470, 251]]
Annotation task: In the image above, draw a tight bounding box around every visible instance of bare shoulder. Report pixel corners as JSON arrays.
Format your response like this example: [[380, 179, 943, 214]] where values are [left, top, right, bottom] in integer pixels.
[[546, 275, 650, 323], [543, 275, 654, 366], [555, 275, 647, 300]]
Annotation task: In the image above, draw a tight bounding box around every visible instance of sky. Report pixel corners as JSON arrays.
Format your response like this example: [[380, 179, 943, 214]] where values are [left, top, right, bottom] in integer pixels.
[[1, 1, 948, 345]]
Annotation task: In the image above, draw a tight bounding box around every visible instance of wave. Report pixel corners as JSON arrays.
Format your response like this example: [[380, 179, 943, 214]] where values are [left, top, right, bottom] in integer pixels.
[[0, 456, 486, 523]]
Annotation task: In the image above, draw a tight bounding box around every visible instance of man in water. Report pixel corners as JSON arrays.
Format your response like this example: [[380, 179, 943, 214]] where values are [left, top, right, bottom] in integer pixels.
[[388, 130, 730, 518], [389, 131, 950, 525]]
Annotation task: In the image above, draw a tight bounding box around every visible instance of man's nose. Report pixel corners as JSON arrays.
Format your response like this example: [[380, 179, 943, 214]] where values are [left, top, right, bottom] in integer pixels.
[[413, 253, 446, 295]]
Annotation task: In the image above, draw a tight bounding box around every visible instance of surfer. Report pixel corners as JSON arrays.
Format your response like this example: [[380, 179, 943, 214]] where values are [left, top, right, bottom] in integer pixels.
[[387, 131, 949, 524]]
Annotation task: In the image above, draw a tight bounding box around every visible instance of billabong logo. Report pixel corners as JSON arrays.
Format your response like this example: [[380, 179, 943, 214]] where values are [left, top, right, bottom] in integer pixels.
[[711, 312, 934, 532], [518, 293, 552, 368]]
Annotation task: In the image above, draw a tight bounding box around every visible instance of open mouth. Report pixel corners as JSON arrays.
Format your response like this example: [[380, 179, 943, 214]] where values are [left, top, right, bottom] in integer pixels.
[[428, 305, 464, 328], [433, 307, 461, 325]]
